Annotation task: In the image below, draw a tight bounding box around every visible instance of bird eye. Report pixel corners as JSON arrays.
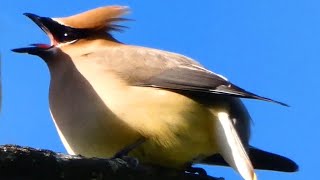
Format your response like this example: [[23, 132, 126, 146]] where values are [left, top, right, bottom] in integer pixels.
[[55, 26, 90, 44]]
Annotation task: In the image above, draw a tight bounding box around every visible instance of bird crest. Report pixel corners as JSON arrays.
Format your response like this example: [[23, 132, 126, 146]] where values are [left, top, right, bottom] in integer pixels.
[[53, 6, 129, 32]]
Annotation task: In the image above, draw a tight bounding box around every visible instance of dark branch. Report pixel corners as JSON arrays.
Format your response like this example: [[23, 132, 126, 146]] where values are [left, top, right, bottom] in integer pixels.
[[0, 144, 223, 180]]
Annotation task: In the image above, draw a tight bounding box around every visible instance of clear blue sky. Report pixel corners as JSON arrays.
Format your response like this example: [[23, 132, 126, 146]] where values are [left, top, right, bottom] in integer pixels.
[[0, 1, 317, 179]]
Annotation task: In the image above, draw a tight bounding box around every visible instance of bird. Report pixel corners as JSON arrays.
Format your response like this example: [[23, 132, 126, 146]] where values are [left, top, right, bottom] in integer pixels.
[[12, 5, 298, 180]]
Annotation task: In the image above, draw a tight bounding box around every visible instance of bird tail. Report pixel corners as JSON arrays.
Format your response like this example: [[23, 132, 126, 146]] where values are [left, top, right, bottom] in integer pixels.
[[200, 146, 298, 172], [214, 112, 257, 180]]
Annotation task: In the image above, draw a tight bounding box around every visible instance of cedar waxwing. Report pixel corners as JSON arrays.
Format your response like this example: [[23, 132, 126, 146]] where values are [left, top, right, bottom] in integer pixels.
[[12, 6, 298, 180]]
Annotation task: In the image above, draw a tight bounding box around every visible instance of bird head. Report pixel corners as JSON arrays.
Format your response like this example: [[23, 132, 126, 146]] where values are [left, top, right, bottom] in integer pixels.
[[12, 6, 129, 57]]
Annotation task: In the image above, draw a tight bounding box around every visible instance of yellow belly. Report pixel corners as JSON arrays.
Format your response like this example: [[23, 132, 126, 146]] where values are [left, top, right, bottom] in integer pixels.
[[98, 86, 219, 168], [51, 85, 218, 168]]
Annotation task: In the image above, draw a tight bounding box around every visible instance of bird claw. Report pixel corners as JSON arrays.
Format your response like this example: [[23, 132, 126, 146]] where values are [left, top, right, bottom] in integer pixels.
[[111, 137, 146, 168], [114, 155, 140, 168]]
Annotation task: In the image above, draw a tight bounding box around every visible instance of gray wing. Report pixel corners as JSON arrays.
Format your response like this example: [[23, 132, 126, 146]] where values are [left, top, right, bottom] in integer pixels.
[[131, 57, 287, 106], [97, 46, 287, 106]]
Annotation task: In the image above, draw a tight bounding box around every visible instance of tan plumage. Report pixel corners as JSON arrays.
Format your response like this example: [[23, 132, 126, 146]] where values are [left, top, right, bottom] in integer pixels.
[[53, 6, 129, 31], [12, 5, 298, 180]]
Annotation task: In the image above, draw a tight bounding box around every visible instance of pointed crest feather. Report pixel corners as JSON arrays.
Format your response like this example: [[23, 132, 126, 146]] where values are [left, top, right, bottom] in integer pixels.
[[54, 6, 129, 31]]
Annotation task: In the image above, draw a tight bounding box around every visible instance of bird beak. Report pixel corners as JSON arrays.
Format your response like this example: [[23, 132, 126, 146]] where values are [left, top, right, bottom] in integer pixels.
[[12, 13, 56, 55]]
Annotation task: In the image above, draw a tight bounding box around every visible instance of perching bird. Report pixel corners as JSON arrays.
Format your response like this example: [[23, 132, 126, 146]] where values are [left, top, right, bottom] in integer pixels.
[[12, 6, 298, 180]]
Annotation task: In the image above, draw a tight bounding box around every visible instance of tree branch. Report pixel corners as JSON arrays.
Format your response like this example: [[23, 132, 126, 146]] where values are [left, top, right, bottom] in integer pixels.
[[0, 145, 223, 180]]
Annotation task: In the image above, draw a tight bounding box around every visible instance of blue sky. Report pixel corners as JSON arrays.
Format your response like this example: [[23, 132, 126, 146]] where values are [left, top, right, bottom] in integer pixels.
[[0, 0, 317, 179]]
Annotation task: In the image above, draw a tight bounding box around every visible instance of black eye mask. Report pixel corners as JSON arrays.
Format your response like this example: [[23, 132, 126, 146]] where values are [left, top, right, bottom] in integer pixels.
[[40, 17, 91, 43]]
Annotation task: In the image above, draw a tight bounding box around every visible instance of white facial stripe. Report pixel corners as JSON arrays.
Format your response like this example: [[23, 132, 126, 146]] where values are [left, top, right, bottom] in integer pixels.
[[56, 39, 78, 48], [52, 18, 68, 27]]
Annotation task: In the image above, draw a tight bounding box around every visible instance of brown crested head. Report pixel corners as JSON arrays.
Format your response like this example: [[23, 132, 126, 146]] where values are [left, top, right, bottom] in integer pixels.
[[12, 5, 129, 56], [54, 6, 129, 32]]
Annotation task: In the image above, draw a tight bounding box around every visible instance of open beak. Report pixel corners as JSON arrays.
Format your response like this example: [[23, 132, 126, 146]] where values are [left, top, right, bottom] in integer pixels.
[[12, 13, 55, 55]]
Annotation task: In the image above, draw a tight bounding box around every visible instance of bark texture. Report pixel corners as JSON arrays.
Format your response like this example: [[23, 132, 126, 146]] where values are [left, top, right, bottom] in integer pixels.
[[0, 145, 223, 180]]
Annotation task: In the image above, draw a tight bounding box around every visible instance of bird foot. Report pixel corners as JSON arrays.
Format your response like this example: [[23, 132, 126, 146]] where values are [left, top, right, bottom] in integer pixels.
[[111, 138, 146, 168], [113, 155, 140, 168]]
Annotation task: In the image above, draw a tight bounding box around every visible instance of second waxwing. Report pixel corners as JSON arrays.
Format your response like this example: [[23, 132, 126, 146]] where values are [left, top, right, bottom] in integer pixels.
[[12, 6, 298, 180]]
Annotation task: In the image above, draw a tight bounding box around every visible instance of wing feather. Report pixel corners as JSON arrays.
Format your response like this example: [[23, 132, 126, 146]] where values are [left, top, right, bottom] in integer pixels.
[[135, 65, 288, 106], [92, 46, 287, 106]]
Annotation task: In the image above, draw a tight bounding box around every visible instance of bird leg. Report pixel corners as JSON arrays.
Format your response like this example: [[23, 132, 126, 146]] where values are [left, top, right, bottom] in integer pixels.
[[112, 137, 146, 168]]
